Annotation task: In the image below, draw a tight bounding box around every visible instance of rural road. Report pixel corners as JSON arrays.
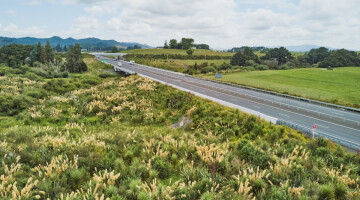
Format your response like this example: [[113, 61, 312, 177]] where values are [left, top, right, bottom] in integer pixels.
[[95, 55, 360, 149]]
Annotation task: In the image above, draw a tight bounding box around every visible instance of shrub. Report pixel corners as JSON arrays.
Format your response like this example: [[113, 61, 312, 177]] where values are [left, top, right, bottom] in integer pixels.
[[152, 157, 171, 179], [334, 183, 348, 200], [254, 64, 269, 70], [99, 72, 117, 78], [318, 184, 335, 200]]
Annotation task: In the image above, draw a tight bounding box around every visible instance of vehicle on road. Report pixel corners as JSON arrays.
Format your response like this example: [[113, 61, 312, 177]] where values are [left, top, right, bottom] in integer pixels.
[[130, 60, 135, 65], [118, 62, 122, 67]]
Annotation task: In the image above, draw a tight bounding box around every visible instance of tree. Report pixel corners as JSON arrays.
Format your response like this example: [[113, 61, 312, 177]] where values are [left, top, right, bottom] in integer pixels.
[[195, 44, 210, 49], [318, 49, 360, 68], [169, 39, 178, 49], [45, 41, 54, 62], [186, 49, 194, 56], [262, 47, 292, 65], [305, 47, 329, 64], [111, 46, 118, 53], [180, 38, 194, 49], [164, 41, 169, 49], [65, 43, 87, 73], [230, 51, 246, 66], [55, 44, 62, 52], [63, 45, 68, 52], [230, 47, 258, 66], [243, 47, 259, 63]]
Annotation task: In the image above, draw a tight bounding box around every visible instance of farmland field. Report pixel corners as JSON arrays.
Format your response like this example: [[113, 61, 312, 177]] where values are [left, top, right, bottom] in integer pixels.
[[122, 48, 234, 56], [203, 67, 360, 108]]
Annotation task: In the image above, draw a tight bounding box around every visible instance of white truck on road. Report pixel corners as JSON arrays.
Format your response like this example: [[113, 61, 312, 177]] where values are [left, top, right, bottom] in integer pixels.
[[114, 62, 122, 72], [129, 60, 135, 65]]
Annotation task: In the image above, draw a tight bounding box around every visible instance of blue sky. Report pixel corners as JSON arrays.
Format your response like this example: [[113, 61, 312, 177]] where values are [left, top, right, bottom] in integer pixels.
[[0, 0, 359, 49]]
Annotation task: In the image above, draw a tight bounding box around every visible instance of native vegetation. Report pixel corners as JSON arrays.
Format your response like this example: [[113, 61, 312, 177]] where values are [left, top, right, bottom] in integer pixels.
[[1, 50, 360, 199]]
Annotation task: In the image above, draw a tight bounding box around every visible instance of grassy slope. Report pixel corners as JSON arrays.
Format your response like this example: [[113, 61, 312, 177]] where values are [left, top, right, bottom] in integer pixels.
[[202, 67, 360, 107], [2, 55, 360, 199], [122, 48, 234, 56]]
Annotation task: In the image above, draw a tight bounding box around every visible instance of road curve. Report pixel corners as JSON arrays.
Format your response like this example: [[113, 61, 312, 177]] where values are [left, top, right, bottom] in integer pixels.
[[96, 55, 360, 149]]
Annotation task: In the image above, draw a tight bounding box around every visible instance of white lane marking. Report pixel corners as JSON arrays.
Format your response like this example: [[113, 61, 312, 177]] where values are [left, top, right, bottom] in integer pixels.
[[317, 125, 329, 129], [332, 112, 344, 116], [279, 113, 290, 118]]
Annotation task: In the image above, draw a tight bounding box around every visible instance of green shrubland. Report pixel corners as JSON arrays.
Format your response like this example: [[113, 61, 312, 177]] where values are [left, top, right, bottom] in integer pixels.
[[1, 59, 360, 199]]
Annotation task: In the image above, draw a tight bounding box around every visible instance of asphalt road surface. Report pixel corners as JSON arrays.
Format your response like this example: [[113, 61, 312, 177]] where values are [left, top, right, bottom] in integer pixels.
[[96, 55, 360, 149]]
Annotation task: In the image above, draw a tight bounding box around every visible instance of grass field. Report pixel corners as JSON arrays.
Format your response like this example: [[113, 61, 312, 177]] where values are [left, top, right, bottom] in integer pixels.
[[203, 67, 360, 108], [122, 48, 234, 56]]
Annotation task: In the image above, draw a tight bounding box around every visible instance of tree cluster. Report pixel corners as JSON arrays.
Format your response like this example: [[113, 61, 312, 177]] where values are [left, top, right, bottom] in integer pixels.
[[0, 42, 87, 73], [65, 43, 87, 73], [0, 44, 33, 67], [229, 46, 269, 53], [165, 38, 210, 50], [261, 47, 293, 65], [230, 47, 260, 66], [318, 49, 360, 68], [29, 41, 54, 64], [54, 44, 68, 52]]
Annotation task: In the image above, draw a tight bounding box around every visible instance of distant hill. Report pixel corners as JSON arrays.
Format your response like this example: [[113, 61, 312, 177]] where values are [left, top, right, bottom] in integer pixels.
[[284, 45, 337, 52], [0, 36, 151, 51]]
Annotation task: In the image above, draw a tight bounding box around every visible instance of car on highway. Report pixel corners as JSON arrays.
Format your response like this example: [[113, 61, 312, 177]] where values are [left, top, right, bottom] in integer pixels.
[[118, 62, 122, 67], [130, 60, 135, 65]]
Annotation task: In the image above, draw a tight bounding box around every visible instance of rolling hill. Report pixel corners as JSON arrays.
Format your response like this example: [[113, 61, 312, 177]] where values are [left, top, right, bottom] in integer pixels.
[[0, 36, 151, 51]]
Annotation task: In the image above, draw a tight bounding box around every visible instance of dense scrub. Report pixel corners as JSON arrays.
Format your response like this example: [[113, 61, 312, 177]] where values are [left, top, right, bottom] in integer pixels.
[[1, 73, 360, 199]]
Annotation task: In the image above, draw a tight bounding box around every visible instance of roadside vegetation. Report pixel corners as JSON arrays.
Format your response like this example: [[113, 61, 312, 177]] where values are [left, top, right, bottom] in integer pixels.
[[1, 43, 360, 199]]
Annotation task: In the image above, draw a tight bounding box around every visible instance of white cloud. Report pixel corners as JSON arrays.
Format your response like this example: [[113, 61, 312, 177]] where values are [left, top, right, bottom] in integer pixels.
[[68, 16, 100, 38], [84, 5, 116, 15], [0, 23, 47, 37], [105, 0, 238, 47], [7, 10, 16, 15], [5, 0, 360, 49]]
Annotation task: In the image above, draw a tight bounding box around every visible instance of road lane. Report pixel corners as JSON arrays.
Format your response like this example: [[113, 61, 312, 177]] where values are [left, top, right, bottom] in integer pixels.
[[96, 55, 360, 148]]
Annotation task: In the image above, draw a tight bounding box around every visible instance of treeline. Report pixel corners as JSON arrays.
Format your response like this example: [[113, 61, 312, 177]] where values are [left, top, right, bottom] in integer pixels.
[[163, 38, 210, 50], [230, 46, 360, 70], [229, 46, 269, 53], [123, 53, 232, 60], [0, 42, 87, 73]]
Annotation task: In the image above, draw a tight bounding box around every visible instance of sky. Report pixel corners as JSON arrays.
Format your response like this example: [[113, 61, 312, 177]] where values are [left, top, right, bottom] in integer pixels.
[[0, 0, 359, 49]]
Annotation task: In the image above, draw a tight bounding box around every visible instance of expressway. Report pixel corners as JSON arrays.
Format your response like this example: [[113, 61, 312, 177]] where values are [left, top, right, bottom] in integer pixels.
[[95, 55, 360, 149]]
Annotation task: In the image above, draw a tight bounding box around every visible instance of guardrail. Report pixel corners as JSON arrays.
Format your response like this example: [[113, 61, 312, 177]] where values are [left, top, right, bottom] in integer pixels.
[[276, 119, 360, 150], [185, 75, 360, 113]]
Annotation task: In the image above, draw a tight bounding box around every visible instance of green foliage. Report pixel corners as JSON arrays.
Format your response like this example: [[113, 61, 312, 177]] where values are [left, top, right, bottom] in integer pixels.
[[0, 44, 33, 67], [304, 47, 329, 64], [262, 47, 293, 65], [319, 49, 360, 68], [230, 47, 259, 66], [1, 70, 360, 199], [186, 49, 194, 56], [111, 46, 119, 53], [152, 157, 171, 179], [319, 184, 335, 200], [66, 43, 87, 73]]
